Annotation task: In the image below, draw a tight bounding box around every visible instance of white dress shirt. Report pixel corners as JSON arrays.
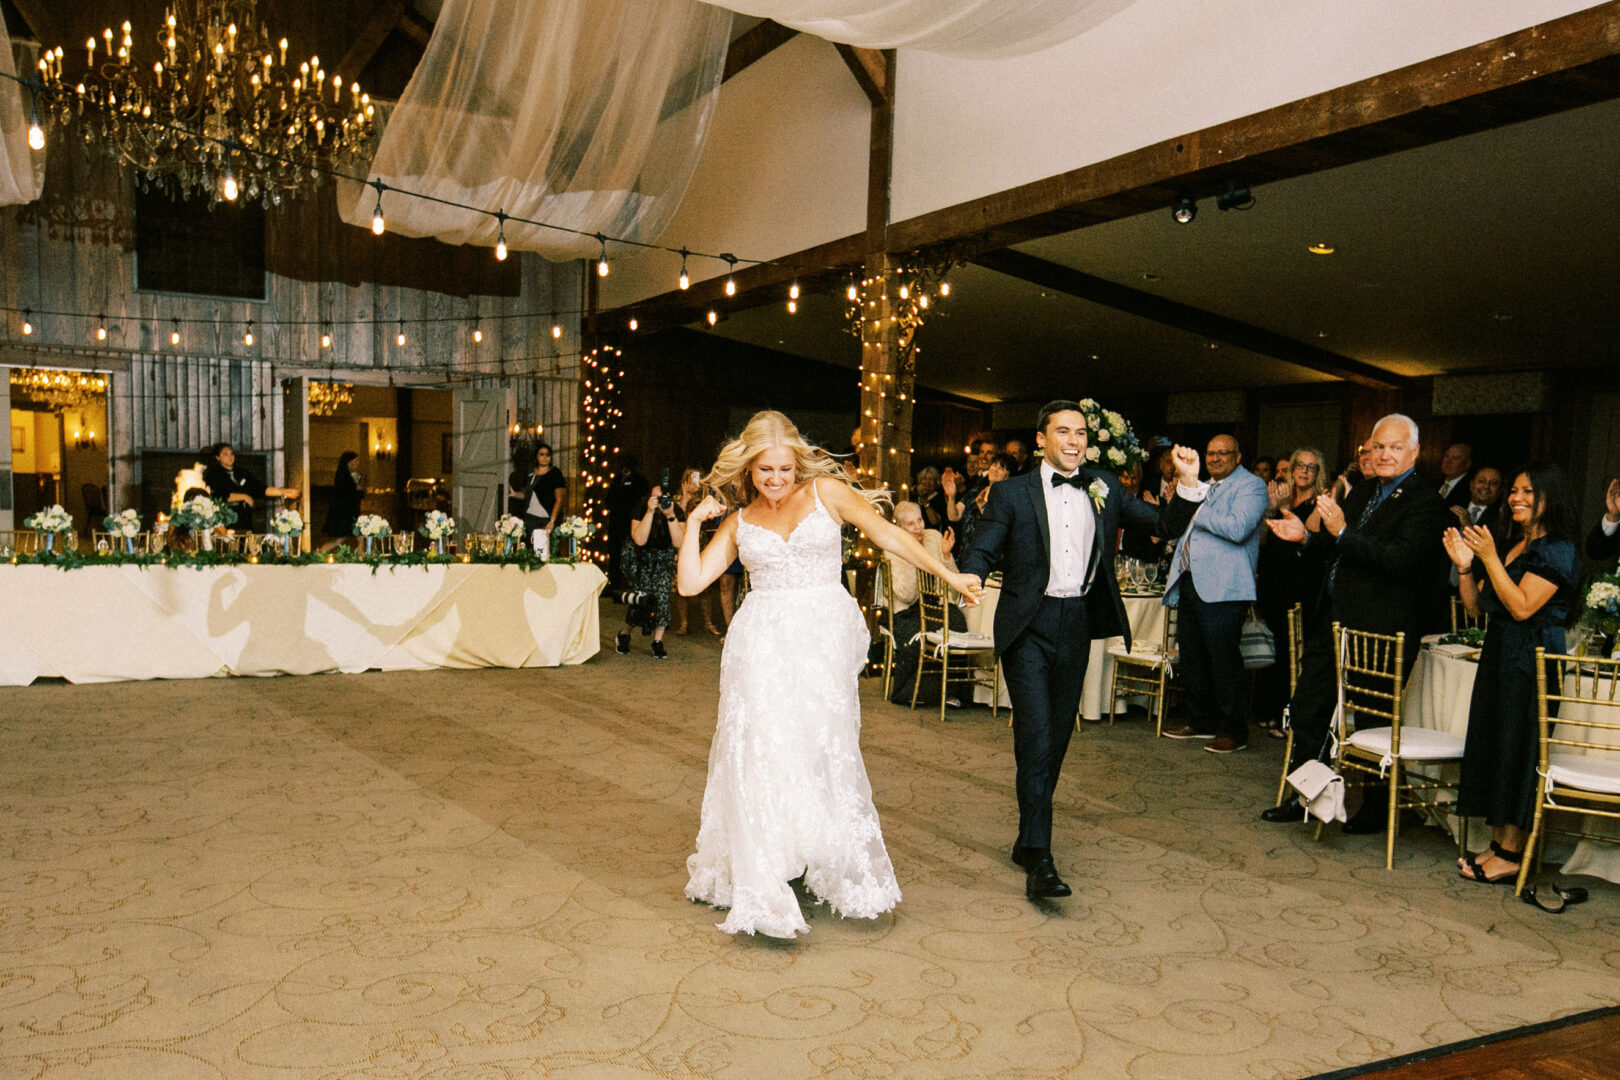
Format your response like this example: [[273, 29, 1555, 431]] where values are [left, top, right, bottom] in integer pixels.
[[1041, 461, 1094, 597]]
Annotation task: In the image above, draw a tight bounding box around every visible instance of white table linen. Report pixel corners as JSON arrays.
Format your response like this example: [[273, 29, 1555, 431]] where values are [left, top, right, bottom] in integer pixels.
[[0, 562, 606, 684]]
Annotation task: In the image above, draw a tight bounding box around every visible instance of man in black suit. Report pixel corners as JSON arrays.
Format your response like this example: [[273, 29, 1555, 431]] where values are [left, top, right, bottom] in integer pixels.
[[960, 400, 1197, 900], [1260, 414, 1452, 830], [1586, 478, 1620, 565], [1436, 442, 1473, 510], [1452, 466, 1502, 529]]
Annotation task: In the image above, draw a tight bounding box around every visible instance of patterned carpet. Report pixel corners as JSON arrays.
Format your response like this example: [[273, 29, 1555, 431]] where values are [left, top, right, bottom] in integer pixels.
[[1, 605, 1617, 1080]]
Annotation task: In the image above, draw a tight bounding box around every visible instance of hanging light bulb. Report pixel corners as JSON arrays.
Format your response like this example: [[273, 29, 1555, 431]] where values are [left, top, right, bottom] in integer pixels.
[[243, 320, 254, 346], [370, 181, 386, 235], [706, 309, 718, 326], [551, 324, 563, 340], [320, 328, 332, 348], [918, 294, 930, 309], [494, 211, 508, 261], [898, 283, 909, 300], [596, 235, 610, 277], [96, 315, 107, 341], [847, 282, 859, 301], [396, 321, 406, 347], [222, 167, 239, 202], [26, 104, 43, 151], [21, 310, 33, 335], [170, 320, 181, 345], [628, 318, 638, 331], [787, 300, 797, 314], [789, 282, 800, 300], [472, 325, 483, 343], [939, 281, 951, 297]]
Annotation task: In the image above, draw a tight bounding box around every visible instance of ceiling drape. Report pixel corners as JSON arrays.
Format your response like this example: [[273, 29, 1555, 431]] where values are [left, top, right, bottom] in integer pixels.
[[0, 21, 45, 206], [705, 0, 1139, 57], [338, 0, 732, 260]]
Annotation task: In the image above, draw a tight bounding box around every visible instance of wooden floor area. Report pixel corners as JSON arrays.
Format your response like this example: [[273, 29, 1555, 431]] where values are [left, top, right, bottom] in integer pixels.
[[1332, 1010, 1620, 1080]]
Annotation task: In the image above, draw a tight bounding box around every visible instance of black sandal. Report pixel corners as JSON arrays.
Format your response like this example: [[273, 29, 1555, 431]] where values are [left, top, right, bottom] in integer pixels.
[[1521, 883, 1590, 914], [1459, 846, 1521, 884]]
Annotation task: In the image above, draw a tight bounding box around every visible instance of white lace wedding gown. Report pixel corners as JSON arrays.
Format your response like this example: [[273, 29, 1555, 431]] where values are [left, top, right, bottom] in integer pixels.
[[685, 482, 901, 937]]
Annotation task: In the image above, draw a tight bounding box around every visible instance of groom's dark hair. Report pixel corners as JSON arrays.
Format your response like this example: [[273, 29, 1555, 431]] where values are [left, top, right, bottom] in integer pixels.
[[1035, 399, 1084, 436]]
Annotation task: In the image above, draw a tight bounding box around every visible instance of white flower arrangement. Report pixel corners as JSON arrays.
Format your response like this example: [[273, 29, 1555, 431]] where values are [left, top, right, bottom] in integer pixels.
[[1071, 398, 1145, 478], [270, 509, 305, 536], [171, 495, 236, 530], [553, 515, 596, 540], [496, 514, 526, 540], [1087, 478, 1109, 513], [104, 509, 142, 537], [354, 514, 392, 538], [25, 504, 74, 534], [420, 510, 456, 540], [1085, 446, 1101, 462], [1107, 447, 1126, 466]]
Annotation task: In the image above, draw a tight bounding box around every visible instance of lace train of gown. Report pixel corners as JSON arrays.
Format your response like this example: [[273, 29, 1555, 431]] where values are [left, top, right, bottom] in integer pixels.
[[685, 483, 900, 937]]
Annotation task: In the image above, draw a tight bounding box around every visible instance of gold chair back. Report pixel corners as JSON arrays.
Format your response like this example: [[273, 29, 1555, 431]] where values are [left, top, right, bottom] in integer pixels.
[[1111, 604, 1178, 734], [912, 569, 998, 721], [91, 530, 155, 554], [1334, 623, 1406, 748], [1286, 603, 1304, 696], [0, 530, 39, 555], [1449, 594, 1489, 633], [875, 557, 899, 699]]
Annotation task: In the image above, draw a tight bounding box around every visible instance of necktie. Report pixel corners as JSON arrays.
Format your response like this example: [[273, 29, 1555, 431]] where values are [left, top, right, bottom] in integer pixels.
[[1469, 504, 1483, 523], [1050, 471, 1087, 490], [1328, 483, 1383, 595]]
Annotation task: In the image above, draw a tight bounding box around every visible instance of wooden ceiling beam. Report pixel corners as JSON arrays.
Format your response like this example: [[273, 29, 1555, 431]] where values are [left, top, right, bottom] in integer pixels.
[[835, 43, 890, 106], [975, 249, 1404, 389], [723, 19, 799, 84], [396, 7, 434, 49], [888, 3, 1620, 256], [10, 1, 61, 44], [336, 0, 408, 84]]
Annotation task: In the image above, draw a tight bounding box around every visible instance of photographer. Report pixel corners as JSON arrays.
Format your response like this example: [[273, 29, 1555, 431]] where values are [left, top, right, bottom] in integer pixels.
[[616, 470, 686, 660]]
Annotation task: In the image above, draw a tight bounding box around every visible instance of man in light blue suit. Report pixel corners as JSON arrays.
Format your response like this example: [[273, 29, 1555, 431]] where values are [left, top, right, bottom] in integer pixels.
[[1160, 434, 1270, 752]]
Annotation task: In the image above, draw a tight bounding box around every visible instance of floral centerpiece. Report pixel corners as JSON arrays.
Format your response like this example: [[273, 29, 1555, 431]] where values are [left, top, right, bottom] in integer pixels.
[[420, 510, 456, 555], [552, 515, 596, 562], [268, 508, 304, 556], [103, 508, 142, 554], [1580, 574, 1620, 656], [1075, 398, 1144, 477], [25, 504, 74, 553], [495, 513, 525, 556], [171, 495, 236, 551], [354, 513, 392, 555]]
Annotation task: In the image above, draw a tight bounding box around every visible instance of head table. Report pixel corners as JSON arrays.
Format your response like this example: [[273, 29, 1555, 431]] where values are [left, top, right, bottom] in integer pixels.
[[0, 561, 606, 685]]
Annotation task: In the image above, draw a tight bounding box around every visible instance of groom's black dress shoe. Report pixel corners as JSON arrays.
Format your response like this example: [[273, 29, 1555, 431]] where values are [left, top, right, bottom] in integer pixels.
[[1260, 802, 1302, 823], [1025, 856, 1072, 900]]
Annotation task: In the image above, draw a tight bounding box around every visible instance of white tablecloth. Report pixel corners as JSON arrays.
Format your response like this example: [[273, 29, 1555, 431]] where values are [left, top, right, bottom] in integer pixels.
[[964, 586, 1167, 720], [1403, 640, 1620, 883], [0, 562, 606, 684]]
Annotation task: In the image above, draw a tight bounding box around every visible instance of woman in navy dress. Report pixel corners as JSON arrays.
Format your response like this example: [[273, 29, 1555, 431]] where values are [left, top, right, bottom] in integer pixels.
[[1445, 463, 1581, 884]]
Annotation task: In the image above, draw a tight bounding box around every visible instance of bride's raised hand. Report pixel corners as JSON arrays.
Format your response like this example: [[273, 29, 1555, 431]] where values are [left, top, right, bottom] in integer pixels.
[[687, 495, 726, 524]]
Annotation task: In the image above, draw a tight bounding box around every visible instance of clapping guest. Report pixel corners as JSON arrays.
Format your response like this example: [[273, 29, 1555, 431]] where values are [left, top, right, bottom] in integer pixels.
[[1254, 446, 1330, 734], [1437, 442, 1474, 510], [914, 466, 946, 528], [616, 480, 686, 660], [1331, 441, 1374, 503], [1252, 456, 1277, 485], [1445, 464, 1581, 884], [1453, 467, 1503, 529], [883, 502, 963, 705], [955, 454, 1016, 554], [1583, 478, 1620, 565]]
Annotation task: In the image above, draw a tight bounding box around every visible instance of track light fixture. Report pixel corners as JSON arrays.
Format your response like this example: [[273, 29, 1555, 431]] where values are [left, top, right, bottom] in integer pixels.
[[1172, 195, 1197, 224], [1216, 185, 1255, 212]]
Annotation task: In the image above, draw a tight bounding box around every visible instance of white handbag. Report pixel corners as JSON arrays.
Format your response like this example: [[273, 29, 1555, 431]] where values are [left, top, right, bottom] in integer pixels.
[[1285, 760, 1346, 824]]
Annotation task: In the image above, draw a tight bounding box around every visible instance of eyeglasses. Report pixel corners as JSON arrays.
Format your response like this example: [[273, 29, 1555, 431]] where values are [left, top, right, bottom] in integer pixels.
[[1206, 450, 1237, 458], [1293, 462, 1320, 472]]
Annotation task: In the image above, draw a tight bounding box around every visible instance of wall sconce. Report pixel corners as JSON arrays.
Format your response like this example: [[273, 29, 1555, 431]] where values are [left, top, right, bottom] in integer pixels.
[[373, 441, 395, 461], [72, 428, 98, 450]]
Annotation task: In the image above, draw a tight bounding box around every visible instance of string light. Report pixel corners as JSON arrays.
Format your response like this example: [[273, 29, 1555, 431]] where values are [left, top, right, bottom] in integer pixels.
[[396, 321, 406, 347], [243, 319, 254, 346], [370, 180, 386, 235], [472, 324, 483, 343], [723, 255, 737, 297], [494, 211, 508, 261], [706, 309, 718, 326], [678, 248, 690, 290], [170, 319, 180, 345], [551, 323, 563, 340], [21, 310, 32, 335], [787, 300, 797, 314], [96, 315, 107, 341], [596, 234, 610, 277], [26, 103, 43, 151], [628, 317, 638, 331]]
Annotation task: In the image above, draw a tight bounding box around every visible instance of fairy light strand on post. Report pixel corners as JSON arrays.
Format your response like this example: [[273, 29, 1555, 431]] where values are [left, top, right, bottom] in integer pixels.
[[578, 345, 626, 563]]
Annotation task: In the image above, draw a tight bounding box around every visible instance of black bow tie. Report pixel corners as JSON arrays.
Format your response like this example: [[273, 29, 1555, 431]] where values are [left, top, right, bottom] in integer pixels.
[[1050, 471, 1087, 490]]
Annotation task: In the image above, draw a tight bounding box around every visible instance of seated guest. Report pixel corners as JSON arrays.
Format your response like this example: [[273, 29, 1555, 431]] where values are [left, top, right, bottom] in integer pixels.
[[883, 501, 963, 705], [1437, 442, 1474, 509], [204, 442, 297, 535], [1585, 478, 1620, 565], [1444, 464, 1580, 884]]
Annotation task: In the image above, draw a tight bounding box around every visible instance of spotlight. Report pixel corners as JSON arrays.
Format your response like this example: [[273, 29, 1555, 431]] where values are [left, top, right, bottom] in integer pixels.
[[1171, 195, 1197, 224], [1216, 185, 1254, 212]]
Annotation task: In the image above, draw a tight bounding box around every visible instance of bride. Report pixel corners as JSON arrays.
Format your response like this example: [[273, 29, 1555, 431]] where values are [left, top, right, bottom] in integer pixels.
[[678, 411, 984, 937]]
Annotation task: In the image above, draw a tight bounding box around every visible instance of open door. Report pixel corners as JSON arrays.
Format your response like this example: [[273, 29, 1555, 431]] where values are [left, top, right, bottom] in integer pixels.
[[282, 377, 310, 550], [452, 387, 512, 533]]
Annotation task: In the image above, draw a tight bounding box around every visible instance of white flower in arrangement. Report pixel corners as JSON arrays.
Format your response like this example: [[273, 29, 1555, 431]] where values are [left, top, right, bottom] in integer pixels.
[[420, 510, 456, 539], [553, 516, 597, 540], [1087, 478, 1109, 512], [1105, 410, 1125, 432], [353, 514, 392, 538], [24, 504, 74, 533], [1107, 447, 1126, 466], [1085, 446, 1101, 462], [496, 514, 526, 540], [1587, 582, 1620, 611], [104, 509, 142, 537], [1096, 427, 1110, 442], [173, 495, 235, 529], [1077, 398, 1098, 411], [270, 509, 305, 536]]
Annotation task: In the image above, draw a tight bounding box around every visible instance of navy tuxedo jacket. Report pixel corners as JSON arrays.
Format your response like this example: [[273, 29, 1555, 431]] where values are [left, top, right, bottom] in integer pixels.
[[959, 467, 1191, 657]]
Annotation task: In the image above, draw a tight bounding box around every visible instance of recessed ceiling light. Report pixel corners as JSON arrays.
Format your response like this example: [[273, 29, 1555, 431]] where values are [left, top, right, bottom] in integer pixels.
[[1307, 242, 1335, 255], [1315, 330, 1328, 338], [1089, 354, 1099, 361], [1492, 313, 1513, 321], [1208, 342, 1220, 349], [1142, 272, 1161, 282]]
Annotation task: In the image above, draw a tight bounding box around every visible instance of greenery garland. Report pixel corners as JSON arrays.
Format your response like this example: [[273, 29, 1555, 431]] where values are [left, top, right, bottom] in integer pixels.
[[3, 547, 589, 575]]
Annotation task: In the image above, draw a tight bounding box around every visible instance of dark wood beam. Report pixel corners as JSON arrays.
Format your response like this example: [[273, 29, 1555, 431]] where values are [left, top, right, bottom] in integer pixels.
[[396, 7, 434, 49], [10, 0, 61, 44], [835, 43, 890, 106], [865, 50, 895, 244], [337, 0, 408, 84], [975, 249, 1404, 389], [889, 2, 1620, 255], [723, 19, 799, 84]]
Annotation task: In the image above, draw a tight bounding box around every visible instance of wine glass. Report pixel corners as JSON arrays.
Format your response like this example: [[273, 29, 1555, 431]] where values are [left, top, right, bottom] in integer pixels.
[[1144, 562, 1159, 588], [1129, 559, 1146, 590]]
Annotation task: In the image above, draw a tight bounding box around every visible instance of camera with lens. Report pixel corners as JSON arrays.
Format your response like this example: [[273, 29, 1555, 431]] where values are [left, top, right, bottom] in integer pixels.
[[657, 467, 672, 511]]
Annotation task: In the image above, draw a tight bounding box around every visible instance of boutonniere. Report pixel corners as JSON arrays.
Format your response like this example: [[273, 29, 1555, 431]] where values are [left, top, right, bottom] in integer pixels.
[[1087, 478, 1108, 513]]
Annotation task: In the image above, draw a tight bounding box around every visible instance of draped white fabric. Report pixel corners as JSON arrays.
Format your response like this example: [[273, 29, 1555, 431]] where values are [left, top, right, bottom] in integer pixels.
[[0, 23, 44, 206], [338, 0, 732, 259], [708, 0, 1139, 57]]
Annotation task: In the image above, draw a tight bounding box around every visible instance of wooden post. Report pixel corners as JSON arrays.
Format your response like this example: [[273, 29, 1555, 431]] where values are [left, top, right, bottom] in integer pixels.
[[856, 252, 915, 500]]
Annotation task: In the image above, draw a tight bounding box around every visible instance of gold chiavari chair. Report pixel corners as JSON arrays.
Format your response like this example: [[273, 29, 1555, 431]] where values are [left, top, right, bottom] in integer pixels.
[[1449, 595, 1489, 634], [1518, 650, 1620, 895], [90, 530, 154, 554], [0, 530, 39, 555], [1325, 624, 1467, 869], [873, 558, 899, 700], [913, 568, 998, 722], [1275, 603, 1306, 807], [1106, 606, 1178, 735]]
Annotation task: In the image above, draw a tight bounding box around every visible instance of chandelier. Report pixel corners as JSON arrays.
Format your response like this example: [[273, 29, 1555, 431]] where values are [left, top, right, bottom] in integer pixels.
[[32, 1, 377, 206], [308, 381, 354, 417], [9, 368, 109, 411]]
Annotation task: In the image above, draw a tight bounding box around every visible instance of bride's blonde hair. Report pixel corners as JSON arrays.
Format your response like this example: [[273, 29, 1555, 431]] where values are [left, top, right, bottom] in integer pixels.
[[705, 410, 889, 509]]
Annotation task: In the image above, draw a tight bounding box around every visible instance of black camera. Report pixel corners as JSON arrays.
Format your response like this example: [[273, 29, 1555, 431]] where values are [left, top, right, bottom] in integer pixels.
[[657, 468, 672, 510]]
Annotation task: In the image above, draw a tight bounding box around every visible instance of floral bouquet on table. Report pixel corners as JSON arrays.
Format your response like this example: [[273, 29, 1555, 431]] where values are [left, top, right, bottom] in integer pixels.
[[1579, 574, 1620, 656], [170, 495, 236, 551], [551, 515, 595, 563], [495, 513, 525, 556], [1075, 398, 1145, 477], [25, 504, 74, 554], [268, 508, 304, 556], [103, 508, 142, 554], [354, 513, 393, 555], [420, 510, 456, 555]]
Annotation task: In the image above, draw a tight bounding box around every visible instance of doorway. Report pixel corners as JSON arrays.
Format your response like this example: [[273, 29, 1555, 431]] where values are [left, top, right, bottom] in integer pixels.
[[7, 367, 111, 534]]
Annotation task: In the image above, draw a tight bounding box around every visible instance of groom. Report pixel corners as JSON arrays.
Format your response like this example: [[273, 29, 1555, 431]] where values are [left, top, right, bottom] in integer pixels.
[[960, 400, 1199, 899]]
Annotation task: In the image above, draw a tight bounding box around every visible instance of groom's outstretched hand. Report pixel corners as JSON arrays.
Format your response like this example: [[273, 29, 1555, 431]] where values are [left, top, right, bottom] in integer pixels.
[[953, 572, 985, 606]]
